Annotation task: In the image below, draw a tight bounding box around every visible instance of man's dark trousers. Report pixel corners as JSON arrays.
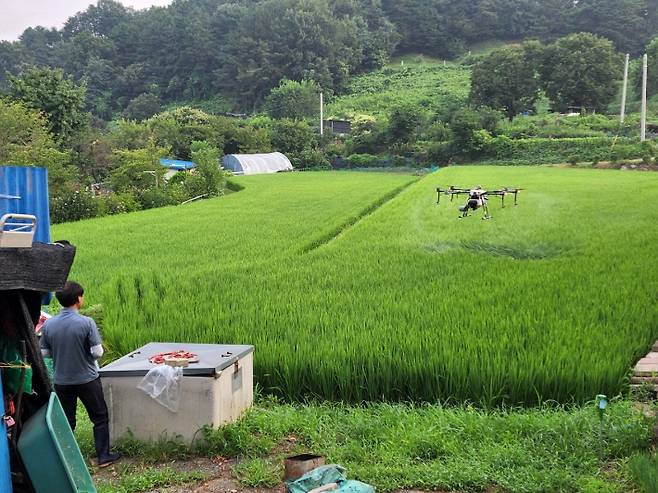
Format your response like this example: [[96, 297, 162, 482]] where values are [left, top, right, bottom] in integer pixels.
[[55, 377, 111, 460]]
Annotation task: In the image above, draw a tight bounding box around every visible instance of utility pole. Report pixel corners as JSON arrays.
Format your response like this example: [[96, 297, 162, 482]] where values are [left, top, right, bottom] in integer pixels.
[[320, 92, 324, 136], [641, 54, 648, 142], [620, 54, 629, 123]]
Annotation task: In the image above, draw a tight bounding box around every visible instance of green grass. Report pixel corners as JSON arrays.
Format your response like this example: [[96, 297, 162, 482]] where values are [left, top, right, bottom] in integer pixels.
[[96, 466, 205, 493], [628, 452, 658, 493], [54, 167, 658, 404], [239, 399, 651, 492], [233, 457, 280, 487], [74, 397, 653, 492]]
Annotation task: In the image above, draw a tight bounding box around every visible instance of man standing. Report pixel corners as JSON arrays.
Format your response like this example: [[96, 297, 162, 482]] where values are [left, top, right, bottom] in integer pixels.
[[40, 281, 120, 468]]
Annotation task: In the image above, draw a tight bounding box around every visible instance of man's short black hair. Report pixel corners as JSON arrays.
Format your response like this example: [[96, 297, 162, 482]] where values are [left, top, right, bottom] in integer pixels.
[[56, 281, 84, 307]]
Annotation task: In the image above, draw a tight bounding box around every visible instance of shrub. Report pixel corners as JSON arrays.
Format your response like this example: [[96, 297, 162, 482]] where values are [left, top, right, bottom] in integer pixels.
[[137, 187, 174, 209], [165, 181, 190, 204], [98, 192, 141, 215], [484, 136, 645, 165], [265, 79, 320, 120], [427, 142, 453, 165], [295, 148, 330, 169], [639, 141, 656, 164], [124, 93, 162, 121], [347, 153, 380, 167], [270, 119, 317, 156], [50, 190, 100, 224], [190, 141, 226, 197]]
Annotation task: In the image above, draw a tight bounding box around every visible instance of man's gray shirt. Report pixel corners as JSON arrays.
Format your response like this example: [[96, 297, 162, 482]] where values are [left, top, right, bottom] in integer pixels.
[[40, 307, 102, 385]]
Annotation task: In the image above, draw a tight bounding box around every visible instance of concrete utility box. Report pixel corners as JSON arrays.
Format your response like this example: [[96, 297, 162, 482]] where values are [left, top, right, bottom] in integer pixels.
[[99, 342, 254, 444]]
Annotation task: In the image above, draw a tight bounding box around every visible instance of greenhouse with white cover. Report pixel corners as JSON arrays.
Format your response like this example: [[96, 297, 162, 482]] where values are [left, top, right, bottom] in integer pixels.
[[222, 152, 293, 175]]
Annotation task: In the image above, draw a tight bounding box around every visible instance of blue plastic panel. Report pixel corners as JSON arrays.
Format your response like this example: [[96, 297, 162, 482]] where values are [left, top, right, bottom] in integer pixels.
[[0, 166, 50, 244], [160, 158, 195, 171], [0, 375, 13, 493]]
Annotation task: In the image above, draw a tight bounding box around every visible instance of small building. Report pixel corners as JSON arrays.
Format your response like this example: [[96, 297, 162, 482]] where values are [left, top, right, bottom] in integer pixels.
[[323, 119, 352, 135], [160, 158, 196, 179], [222, 152, 293, 176]]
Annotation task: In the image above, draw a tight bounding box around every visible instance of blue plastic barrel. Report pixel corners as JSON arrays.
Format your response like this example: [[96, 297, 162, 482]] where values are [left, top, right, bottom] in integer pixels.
[[0, 166, 51, 245], [0, 375, 13, 493]]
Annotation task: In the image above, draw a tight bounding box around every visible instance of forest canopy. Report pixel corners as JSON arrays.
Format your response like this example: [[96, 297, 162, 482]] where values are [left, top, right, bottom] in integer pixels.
[[0, 0, 655, 118]]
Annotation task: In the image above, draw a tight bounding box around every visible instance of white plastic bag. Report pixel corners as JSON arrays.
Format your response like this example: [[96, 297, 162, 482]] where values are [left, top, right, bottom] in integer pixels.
[[137, 365, 183, 412]]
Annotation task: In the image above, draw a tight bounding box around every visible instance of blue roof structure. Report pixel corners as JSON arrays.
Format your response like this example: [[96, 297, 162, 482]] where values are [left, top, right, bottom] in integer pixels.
[[160, 158, 195, 171]]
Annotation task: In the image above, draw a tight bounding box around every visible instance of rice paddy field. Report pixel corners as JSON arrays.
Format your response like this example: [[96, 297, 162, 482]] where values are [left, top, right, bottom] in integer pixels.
[[53, 167, 658, 406]]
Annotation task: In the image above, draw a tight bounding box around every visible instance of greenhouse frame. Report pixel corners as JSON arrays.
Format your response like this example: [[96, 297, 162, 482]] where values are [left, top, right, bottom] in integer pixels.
[[222, 152, 293, 175]]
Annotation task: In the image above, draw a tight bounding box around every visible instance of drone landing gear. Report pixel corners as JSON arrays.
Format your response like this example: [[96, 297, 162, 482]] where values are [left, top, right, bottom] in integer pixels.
[[459, 204, 491, 219]]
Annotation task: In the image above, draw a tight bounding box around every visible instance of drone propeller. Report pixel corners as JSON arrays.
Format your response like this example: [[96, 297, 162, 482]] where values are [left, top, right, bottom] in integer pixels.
[[435, 186, 471, 204], [486, 187, 522, 206], [436, 186, 523, 206]]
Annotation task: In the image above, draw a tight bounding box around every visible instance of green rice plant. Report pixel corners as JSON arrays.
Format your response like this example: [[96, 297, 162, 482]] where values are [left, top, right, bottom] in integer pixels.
[[54, 167, 658, 404]]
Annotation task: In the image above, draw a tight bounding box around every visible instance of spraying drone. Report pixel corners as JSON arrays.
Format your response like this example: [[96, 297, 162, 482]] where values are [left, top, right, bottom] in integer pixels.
[[436, 186, 522, 219]]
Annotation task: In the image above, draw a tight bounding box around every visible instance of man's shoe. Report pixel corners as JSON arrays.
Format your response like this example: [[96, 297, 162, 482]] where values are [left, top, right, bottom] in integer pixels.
[[98, 452, 121, 468]]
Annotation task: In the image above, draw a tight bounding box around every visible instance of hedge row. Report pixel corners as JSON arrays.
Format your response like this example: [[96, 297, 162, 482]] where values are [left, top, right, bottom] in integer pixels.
[[483, 136, 653, 164]]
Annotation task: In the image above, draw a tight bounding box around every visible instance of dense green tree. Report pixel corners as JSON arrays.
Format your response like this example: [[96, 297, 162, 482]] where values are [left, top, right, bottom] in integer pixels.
[[0, 42, 28, 90], [572, 0, 648, 54], [270, 119, 317, 157], [346, 114, 386, 154], [0, 100, 76, 194], [538, 33, 622, 112], [188, 141, 225, 197], [265, 79, 321, 120], [218, 0, 394, 108], [470, 45, 540, 120], [232, 127, 271, 154], [109, 139, 168, 192], [148, 107, 213, 159], [124, 93, 163, 121], [62, 0, 131, 38], [327, 0, 399, 70], [1, 0, 656, 117], [108, 119, 153, 151], [447, 106, 502, 157], [381, 0, 464, 58], [208, 117, 271, 155], [387, 103, 423, 145], [53, 32, 117, 80], [8, 67, 88, 145], [82, 56, 119, 119], [18, 27, 59, 66], [641, 38, 658, 98], [648, 0, 658, 40], [68, 126, 114, 182]]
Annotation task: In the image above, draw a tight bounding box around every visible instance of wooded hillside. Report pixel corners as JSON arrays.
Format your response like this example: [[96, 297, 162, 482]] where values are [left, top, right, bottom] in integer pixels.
[[1, 0, 656, 118]]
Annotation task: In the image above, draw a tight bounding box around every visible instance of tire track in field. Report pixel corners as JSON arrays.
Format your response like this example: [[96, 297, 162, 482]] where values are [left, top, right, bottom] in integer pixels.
[[299, 178, 418, 254]]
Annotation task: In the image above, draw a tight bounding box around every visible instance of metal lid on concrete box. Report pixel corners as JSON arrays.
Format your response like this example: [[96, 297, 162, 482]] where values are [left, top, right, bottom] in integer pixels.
[[99, 342, 254, 377]]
